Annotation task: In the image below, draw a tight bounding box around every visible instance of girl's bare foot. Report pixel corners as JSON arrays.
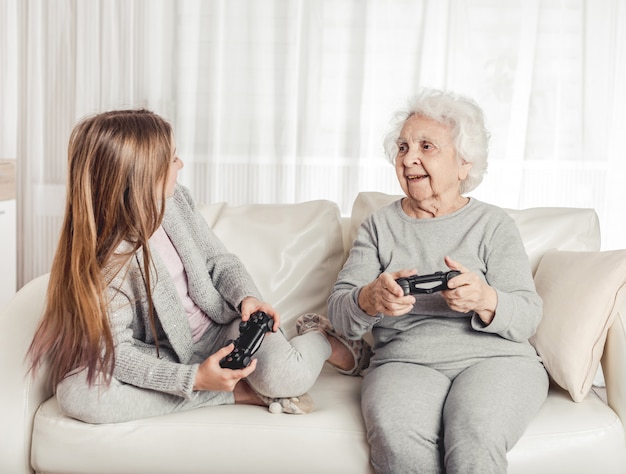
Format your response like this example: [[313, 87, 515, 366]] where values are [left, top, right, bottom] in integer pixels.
[[296, 313, 372, 376]]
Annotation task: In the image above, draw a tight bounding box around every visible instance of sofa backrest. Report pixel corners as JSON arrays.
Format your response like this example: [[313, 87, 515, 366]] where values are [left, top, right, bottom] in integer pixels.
[[349, 192, 601, 274], [199, 200, 345, 338], [200, 192, 601, 336]]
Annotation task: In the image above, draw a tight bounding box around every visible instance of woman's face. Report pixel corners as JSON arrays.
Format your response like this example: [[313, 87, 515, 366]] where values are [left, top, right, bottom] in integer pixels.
[[394, 114, 471, 218], [164, 145, 184, 198]]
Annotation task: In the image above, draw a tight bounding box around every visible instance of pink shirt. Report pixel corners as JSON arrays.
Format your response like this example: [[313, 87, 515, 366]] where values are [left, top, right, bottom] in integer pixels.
[[149, 226, 212, 342]]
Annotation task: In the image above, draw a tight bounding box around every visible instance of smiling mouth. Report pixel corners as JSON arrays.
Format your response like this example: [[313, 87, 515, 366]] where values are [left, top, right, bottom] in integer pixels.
[[407, 174, 429, 181]]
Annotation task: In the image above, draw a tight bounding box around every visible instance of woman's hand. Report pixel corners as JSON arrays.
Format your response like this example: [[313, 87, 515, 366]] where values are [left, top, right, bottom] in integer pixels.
[[358, 269, 417, 317], [240, 296, 280, 331], [442, 256, 497, 325], [193, 343, 258, 392]]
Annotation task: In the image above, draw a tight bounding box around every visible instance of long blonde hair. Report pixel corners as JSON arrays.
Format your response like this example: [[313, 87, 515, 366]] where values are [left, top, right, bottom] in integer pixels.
[[28, 109, 173, 389]]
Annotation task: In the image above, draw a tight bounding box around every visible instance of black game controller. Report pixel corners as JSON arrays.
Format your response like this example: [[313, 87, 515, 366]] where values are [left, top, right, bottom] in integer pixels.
[[220, 311, 274, 369], [396, 271, 461, 295]]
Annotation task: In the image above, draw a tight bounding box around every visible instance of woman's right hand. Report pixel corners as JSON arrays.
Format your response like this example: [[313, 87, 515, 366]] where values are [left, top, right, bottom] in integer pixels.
[[357, 269, 417, 317], [193, 343, 257, 392]]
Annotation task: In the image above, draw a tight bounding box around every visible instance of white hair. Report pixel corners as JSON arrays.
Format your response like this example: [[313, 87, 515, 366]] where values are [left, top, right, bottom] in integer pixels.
[[383, 89, 490, 194]]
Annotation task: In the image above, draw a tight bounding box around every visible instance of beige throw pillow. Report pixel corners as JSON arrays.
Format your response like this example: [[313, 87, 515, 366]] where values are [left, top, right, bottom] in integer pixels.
[[530, 249, 626, 402]]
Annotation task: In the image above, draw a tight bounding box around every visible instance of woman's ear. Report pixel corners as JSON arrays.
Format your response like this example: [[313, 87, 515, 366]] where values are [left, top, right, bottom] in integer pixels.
[[458, 159, 472, 181]]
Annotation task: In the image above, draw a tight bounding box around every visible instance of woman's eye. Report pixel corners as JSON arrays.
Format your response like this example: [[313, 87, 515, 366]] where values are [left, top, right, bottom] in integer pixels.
[[398, 144, 408, 153]]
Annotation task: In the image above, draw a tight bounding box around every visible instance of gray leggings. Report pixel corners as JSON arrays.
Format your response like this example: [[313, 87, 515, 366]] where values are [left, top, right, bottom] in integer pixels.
[[56, 320, 331, 423], [361, 357, 548, 474]]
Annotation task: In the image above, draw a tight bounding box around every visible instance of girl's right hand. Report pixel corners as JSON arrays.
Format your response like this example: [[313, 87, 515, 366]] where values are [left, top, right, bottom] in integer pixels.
[[192, 343, 257, 392]]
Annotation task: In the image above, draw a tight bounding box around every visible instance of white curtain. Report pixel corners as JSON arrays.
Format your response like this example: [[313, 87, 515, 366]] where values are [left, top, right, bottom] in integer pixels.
[[2, 0, 625, 288], [0, 0, 17, 158]]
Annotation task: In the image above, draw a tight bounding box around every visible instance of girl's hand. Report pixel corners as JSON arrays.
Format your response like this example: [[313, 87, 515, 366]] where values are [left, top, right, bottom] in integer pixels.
[[442, 256, 497, 325], [240, 296, 280, 331], [193, 343, 257, 392], [357, 269, 417, 317]]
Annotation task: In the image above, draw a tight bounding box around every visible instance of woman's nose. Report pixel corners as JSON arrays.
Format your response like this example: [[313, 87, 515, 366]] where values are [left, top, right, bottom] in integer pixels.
[[403, 148, 421, 166]]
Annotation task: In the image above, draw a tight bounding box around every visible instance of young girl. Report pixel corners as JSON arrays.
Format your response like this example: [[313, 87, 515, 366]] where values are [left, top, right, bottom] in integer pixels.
[[28, 109, 367, 423]]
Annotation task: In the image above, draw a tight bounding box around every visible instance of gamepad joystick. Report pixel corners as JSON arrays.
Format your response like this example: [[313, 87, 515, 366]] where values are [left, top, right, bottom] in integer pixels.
[[219, 311, 274, 369], [396, 271, 461, 295]]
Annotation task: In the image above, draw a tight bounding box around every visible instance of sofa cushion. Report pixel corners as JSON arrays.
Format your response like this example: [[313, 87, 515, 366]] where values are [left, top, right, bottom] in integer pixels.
[[198, 200, 345, 338], [31, 369, 373, 474], [530, 250, 626, 402], [30, 373, 625, 473], [348, 192, 601, 274], [506, 386, 626, 474]]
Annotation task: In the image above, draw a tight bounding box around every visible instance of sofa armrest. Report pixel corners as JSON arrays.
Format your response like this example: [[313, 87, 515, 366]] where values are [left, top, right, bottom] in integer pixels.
[[0, 274, 53, 474], [603, 285, 626, 441]]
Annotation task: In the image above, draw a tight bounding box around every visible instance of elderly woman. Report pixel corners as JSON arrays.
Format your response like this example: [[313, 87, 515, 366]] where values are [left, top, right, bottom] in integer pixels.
[[318, 89, 548, 473]]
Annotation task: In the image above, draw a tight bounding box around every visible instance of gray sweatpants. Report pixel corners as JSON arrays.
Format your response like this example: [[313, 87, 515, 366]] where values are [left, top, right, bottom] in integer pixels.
[[56, 320, 331, 423], [361, 357, 548, 474]]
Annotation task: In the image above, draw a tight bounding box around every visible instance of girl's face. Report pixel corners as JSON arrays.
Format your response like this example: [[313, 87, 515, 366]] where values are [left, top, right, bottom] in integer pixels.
[[164, 144, 184, 198]]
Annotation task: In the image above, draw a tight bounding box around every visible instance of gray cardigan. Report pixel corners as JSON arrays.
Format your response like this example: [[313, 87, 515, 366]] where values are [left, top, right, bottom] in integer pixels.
[[105, 185, 261, 399]]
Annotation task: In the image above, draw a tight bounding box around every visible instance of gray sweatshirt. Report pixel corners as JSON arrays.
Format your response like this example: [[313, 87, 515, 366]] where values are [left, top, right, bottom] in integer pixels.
[[328, 198, 542, 371]]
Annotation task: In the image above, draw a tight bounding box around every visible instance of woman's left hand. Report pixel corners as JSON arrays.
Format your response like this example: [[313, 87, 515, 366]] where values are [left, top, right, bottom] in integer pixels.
[[240, 296, 280, 331], [441, 256, 498, 325]]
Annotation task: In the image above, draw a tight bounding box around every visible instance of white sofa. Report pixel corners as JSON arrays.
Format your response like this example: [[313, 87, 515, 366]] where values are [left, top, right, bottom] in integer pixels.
[[2, 191, 626, 474]]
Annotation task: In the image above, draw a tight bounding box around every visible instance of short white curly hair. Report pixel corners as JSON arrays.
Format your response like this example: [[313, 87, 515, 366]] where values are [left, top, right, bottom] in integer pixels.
[[383, 89, 490, 194]]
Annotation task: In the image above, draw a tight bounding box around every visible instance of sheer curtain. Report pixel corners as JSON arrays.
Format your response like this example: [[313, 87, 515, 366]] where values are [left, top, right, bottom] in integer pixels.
[[0, 0, 17, 158], [2, 0, 625, 288]]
